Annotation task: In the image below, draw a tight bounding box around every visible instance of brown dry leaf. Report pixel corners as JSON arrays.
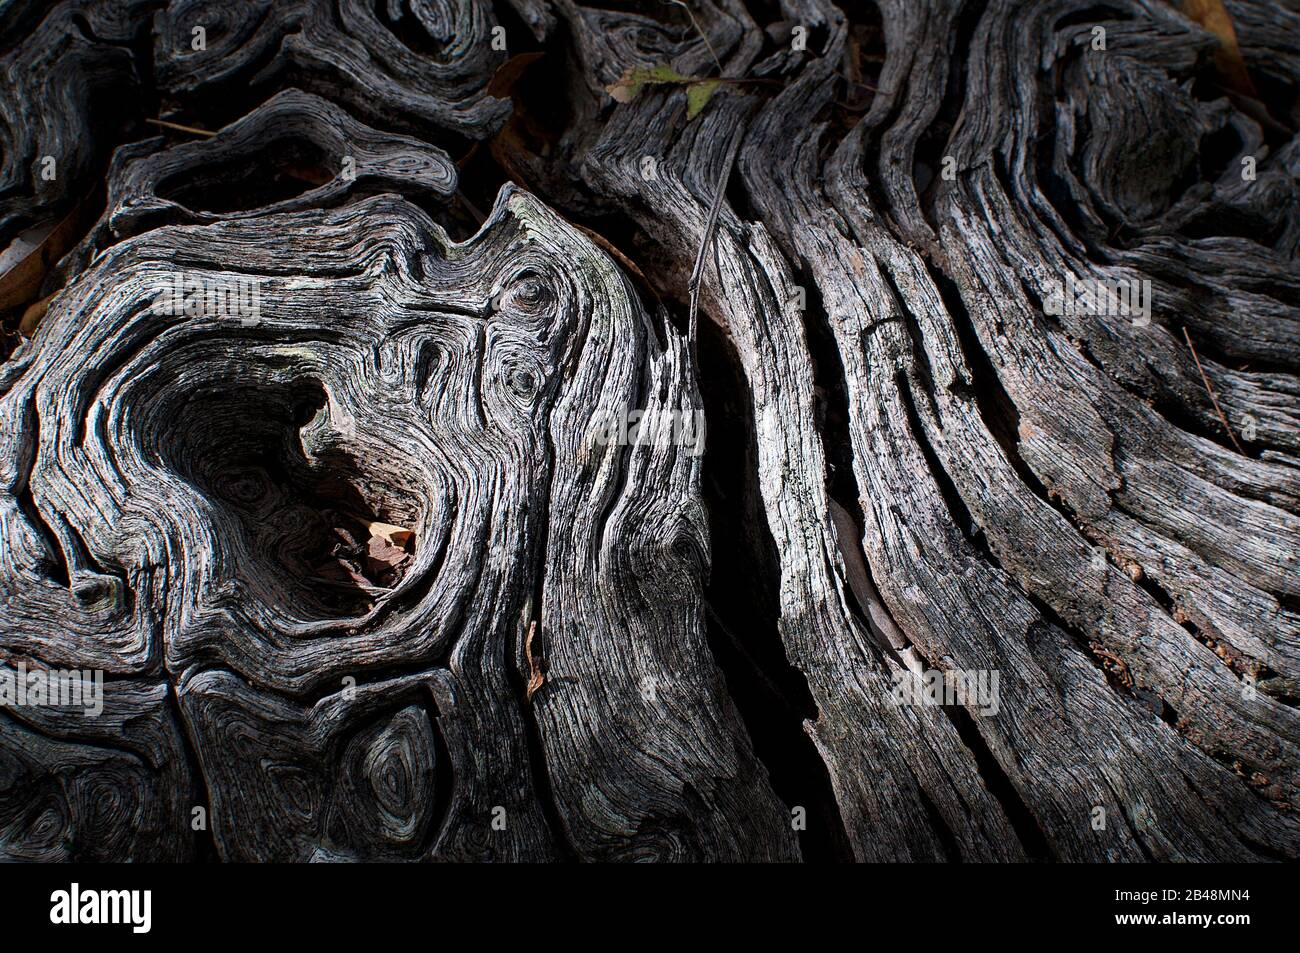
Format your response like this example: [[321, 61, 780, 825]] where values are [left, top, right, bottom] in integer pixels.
[[1182, 0, 1257, 98], [364, 535, 410, 579], [368, 521, 414, 549], [282, 162, 333, 186], [487, 51, 546, 99], [490, 121, 537, 190], [524, 620, 544, 701], [18, 292, 56, 336], [0, 198, 88, 312], [487, 54, 550, 189], [315, 557, 372, 590], [331, 524, 361, 550]]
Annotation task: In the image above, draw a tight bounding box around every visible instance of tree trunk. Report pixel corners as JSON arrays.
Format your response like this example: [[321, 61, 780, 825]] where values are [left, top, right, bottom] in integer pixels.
[[0, 0, 1296, 862]]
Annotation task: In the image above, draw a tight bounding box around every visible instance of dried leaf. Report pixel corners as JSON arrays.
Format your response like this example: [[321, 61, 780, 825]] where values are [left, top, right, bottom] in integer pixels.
[[607, 82, 639, 104], [487, 51, 546, 98], [368, 521, 414, 549], [364, 535, 410, 575], [331, 524, 361, 551], [366, 535, 407, 560], [489, 122, 535, 189], [1182, 0, 1257, 97], [0, 199, 87, 312], [282, 162, 332, 186], [18, 292, 56, 336], [315, 557, 373, 590]]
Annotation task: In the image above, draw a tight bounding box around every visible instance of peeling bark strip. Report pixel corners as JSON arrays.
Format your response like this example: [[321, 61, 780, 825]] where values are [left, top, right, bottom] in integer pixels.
[[0, 0, 1295, 862]]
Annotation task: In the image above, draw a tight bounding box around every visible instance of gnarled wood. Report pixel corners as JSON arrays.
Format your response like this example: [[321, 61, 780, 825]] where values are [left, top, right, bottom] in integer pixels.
[[0, 0, 1296, 862]]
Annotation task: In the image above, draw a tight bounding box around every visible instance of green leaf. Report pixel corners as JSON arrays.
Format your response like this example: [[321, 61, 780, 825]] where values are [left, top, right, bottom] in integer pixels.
[[606, 64, 691, 103], [685, 79, 721, 119], [644, 64, 690, 84], [605, 63, 722, 119]]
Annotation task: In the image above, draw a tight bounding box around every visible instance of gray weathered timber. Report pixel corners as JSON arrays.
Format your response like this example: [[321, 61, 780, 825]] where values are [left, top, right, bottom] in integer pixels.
[[0, 0, 1296, 861]]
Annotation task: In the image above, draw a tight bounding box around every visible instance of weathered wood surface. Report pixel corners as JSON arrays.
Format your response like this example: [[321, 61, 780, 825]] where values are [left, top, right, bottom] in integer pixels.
[[0, 0, 1296, 861]]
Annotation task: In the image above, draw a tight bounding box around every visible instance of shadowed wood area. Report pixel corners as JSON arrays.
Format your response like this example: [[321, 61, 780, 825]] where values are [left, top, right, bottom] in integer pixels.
[[0, 0, 1296, 862]]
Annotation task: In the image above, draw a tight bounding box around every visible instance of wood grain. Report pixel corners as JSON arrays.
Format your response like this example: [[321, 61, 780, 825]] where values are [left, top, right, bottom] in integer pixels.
[[0, 0, 1295, 861]]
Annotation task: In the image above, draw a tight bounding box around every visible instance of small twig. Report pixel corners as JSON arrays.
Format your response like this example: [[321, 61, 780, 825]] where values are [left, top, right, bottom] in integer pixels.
[[1182, 326, 1244, 454], [653, 0, 744, 350], [662, 0, 723, 76], [524, 619, 545, 701], [309, 576, 391, 595], [692, 75, 783, 87], [832, 70, 879, 93], [145, 118, 216, 138], [687, 129, 743, 352], [455, 193, 487, 226], [456, 141, 480, 170]]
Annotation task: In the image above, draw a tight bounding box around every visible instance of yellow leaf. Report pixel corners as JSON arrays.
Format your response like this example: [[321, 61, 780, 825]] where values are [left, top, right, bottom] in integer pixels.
[[1181, 0, 1256, 97]]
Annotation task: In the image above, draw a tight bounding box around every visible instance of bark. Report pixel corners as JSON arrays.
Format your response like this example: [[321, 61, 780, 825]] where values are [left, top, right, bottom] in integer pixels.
[[0, 0, 1296, 862]]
